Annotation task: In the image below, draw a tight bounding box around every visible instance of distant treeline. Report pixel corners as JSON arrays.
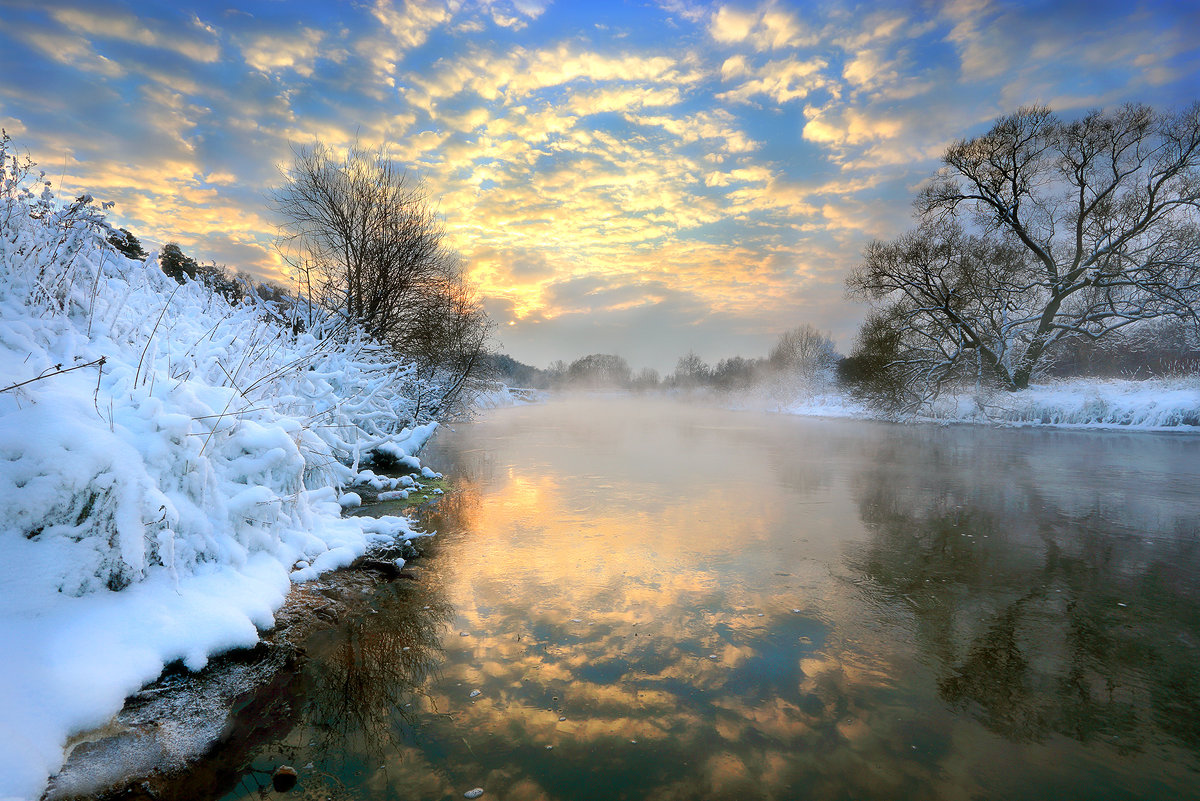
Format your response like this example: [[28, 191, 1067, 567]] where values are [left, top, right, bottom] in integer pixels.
[[484, 324, 841, 393], [489, 316, 1200, 397]]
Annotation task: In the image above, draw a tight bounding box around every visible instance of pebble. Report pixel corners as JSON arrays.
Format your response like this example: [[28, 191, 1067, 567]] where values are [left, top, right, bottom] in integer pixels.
[[460, 631, 470, 637], [570, 618, 582, 623], [464, 789, 484, 799], [791, 609, 801, 613], [559, 716, 567, 721], [271, 766, 298, 793], [469, 689, 482, 698], [545, 745, 554, 750], [708, 654, 718, 660]]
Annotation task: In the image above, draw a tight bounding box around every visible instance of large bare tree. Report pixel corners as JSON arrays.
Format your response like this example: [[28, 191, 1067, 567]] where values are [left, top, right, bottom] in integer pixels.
[[848, 103, 1200, 402]]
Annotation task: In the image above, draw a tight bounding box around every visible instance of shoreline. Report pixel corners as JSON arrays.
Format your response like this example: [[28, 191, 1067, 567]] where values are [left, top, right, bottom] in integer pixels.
[[44, 490, 440, 801]]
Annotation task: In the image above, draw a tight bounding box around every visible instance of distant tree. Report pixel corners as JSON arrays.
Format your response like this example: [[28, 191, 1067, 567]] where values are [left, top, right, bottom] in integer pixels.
[[631, 366, 661, 391], [768, 324, 838, 381], [712, 356, 759, 390], [546, 360, 568, 385], [479, 353, 549, 388], [159, 242, 198, 284], [837, 311, 911, 409], [195, 262, 247, 304], [1046, 316, 1200, 379], [567, 354, 632, 388], [848, 103, 1200, 404], [672, 351, 711, 387], [106, 227, 147, 261], [398, 256, 494, 417]]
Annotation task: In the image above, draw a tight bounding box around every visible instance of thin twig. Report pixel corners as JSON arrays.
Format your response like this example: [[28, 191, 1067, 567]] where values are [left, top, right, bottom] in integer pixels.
[[135, 283, 180, 387], [1, 356, 106, 394]]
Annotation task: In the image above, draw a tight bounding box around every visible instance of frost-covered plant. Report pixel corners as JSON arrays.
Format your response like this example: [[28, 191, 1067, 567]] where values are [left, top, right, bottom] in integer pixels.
[[0, 130, 117, 315], [0, 138, 434, 599]]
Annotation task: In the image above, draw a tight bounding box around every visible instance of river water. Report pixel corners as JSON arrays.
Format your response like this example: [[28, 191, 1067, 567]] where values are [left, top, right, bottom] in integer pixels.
[[220, 398, 1200, 801]]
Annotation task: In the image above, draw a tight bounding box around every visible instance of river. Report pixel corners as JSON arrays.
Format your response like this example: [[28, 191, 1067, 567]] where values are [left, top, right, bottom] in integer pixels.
[[217, 398, 1200, 801]]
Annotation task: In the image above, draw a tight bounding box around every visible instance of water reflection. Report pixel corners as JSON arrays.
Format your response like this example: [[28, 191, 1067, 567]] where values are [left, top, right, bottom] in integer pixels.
[[215, 578, 453, 800], [212, 400, 1200, 801], [848, 432, 1200, 759], [302, 581, 452, 756]]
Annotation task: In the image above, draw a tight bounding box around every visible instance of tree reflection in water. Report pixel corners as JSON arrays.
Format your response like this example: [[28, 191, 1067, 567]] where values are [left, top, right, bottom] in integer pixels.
[[302, 578, 453, 761], [848, 434, 1200, 760]]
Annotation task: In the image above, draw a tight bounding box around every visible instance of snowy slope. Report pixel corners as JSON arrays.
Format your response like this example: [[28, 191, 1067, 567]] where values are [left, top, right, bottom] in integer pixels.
[[0, 163, 438, 799]]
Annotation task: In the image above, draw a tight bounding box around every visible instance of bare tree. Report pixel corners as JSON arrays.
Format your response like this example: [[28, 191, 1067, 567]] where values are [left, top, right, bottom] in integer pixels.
[[398, 253, 494, 418], [272, 139, 492, 418], [272, 139, 445, 344], [768, 324, 838, 381], [848, 103, 1200, 402]]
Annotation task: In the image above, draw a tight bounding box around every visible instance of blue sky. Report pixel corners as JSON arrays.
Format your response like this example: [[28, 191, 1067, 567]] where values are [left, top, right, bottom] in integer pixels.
[[1, 0, 1197, 371]]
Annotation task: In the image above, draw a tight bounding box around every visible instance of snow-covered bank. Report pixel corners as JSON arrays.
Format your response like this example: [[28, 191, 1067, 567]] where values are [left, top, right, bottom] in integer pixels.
[[0, 161, 441, 799], [471, 383, 546, 410], [767, 379, 1200, 430]]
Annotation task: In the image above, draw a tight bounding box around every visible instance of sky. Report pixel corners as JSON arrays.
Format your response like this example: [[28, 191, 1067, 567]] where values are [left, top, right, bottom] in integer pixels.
[[1, 0, 1197, 373]]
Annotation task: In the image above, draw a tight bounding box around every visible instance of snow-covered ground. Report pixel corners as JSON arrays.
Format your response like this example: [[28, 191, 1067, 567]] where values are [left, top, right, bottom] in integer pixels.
[[471, 383, 546, 410], [0, 164, 442, 800], [764, 379, 1200, 430]]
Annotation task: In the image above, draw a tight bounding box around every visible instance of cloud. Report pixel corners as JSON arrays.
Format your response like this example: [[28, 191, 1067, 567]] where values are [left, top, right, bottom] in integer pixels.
[[51, 7, 220, 62], [656, 0, 709, 24], [709, 3, 815, 51], [370, 0, 458, 50], [567, 85, 683, 116], [717, 57, 830, 105], [25, 30, 126, 78], [240, 27, 325, 77], [625, 109, 760, 154], [802, 107, 901, 150]]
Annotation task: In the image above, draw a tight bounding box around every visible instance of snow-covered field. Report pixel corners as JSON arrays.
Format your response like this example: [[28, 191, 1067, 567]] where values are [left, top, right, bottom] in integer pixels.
[[0, 165, 442, 799], [764, 379, 1200, 430]]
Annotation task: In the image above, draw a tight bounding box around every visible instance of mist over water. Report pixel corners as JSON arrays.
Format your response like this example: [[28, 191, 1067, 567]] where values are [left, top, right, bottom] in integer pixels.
[[224, 397, 1200, 800]]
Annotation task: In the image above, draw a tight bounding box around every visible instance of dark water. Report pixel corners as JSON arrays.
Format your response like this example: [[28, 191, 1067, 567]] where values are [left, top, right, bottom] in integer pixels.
[[221, 398, 1200, 801]]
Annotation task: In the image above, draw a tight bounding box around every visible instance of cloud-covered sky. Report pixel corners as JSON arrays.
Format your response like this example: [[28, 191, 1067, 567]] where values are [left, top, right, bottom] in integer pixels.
[[1, 0, 1197, 371]]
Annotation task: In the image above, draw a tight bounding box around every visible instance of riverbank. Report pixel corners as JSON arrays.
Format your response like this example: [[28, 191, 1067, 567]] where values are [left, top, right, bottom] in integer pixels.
[[45, 507, 431, 801], [721, 376, 1200, 431], [0, 176, 446, 800]]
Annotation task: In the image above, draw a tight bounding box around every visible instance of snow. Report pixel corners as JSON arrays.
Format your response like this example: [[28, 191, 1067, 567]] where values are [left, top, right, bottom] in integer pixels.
[[0, 162, 441, 799], [769, 379, 1200, 430], [471, 383, 546, 410]]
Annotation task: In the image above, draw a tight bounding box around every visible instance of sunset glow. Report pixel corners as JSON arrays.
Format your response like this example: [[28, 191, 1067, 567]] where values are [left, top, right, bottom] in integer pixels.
[[2, 0, 1196, 368]]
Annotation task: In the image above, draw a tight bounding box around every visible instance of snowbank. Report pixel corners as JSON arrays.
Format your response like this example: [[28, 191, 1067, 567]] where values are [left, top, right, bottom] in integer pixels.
[[471, 383, 546, 410], [0, 159, 438, 799], [768, 379, 1200, 430]]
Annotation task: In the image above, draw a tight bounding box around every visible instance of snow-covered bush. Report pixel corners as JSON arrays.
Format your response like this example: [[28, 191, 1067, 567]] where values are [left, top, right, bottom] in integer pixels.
[[0, 136, 441, 799]]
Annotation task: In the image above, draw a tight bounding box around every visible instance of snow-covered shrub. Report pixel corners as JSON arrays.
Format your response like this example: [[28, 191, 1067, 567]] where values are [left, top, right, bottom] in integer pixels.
[[0, 137, 443, 798]]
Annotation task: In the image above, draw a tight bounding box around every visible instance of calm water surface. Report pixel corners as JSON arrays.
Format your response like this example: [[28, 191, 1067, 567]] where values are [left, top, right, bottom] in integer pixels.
[[223, 398, 1200, 801]]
